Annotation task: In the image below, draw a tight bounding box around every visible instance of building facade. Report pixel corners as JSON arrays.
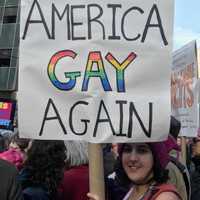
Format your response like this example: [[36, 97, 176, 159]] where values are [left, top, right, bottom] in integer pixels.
[[0, 0, 19, 99]]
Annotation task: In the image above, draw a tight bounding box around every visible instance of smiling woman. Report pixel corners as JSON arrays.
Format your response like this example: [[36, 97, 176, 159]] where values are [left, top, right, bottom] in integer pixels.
[[87, 142, 182, 200]]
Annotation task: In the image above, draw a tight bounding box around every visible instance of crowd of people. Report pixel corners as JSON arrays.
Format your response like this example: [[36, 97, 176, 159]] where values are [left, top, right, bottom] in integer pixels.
[[0, 117, 200, 200]]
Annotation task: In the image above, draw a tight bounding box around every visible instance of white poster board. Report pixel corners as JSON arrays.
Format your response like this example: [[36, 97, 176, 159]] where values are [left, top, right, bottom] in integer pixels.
[[172, 41, 199, 137], [19, 0, 174, 143]]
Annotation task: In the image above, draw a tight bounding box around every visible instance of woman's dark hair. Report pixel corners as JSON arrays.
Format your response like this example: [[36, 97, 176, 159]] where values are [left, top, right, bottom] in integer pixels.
[[151, 145, 169, 184], [115, 144, 169, 186], [24, 140, 66, 198]]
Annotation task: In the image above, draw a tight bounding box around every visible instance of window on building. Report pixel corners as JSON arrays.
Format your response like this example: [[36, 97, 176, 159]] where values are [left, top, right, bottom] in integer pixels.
[[3, 7, 17, 24], [0, 49, 11, 67], [0, 7, 4, 24]]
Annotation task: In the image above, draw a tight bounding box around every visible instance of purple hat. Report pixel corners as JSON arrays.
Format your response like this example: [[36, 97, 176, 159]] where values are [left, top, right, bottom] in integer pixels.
[[148, 142, 169, 168], [164, 135, 180, 153]]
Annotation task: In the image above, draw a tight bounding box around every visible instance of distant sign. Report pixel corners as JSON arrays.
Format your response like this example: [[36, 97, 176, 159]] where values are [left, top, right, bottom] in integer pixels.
[[0, 98, 16, 131], [172, 41, 199, 137], [19, 0, 174, 142]]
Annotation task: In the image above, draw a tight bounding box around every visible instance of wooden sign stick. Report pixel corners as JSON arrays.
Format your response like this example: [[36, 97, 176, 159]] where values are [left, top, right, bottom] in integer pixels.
[[88, 143, 105, 200]]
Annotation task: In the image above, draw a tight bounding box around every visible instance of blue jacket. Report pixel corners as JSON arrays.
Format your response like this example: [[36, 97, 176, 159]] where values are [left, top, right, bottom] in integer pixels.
[[23, 187, 50, 200], [18, 168, 51, 200]]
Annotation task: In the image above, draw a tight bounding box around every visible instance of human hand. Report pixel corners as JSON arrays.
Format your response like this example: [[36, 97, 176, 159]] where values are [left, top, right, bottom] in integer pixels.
[[87, 192, 101, 200]]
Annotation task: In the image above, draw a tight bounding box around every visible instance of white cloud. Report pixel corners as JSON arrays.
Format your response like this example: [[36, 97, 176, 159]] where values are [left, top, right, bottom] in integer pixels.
[[173, 26, 200, 50]]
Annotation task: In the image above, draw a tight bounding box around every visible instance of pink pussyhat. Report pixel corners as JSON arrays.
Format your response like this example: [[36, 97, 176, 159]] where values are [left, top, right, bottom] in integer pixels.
[[148, 141, 170, 168]]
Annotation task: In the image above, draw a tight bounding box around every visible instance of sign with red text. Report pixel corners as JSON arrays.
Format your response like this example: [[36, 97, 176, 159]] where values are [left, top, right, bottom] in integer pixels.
[[171, 41, 199, 137], [19, 0, 174, 142]]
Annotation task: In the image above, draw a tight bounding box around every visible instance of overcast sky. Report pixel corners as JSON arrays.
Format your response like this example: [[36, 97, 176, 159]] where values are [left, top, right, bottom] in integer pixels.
[[174, 0, 200, 49]]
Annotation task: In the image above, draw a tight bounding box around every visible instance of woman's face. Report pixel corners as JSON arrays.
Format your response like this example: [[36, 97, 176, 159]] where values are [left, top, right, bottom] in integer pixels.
[[122, 143, 154, 184]]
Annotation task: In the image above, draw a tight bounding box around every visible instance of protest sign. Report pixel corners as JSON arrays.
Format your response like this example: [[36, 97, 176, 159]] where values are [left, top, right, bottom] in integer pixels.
[[197, 48, 200, 136], [19, 0, 174, 142], [0, 98, 16, 131], [172, 41, 199, 137]]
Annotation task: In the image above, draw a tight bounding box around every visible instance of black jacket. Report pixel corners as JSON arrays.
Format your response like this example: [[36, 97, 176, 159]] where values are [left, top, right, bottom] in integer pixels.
[[191, 156, 200, 200], [0, 159, 23, 200]]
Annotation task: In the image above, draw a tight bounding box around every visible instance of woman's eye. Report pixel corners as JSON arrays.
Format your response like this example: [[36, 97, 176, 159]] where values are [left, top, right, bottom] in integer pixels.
[[123, 146, 133, 153], [136, 147, 150, 154]]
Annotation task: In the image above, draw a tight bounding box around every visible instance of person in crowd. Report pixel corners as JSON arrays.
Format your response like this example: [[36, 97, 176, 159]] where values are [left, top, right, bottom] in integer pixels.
[[0, 158, 23, 200], [164, 116, 191, 200], [103, 143, 118, 176], [165, 116, 181, 158], [104, 117, 188, 200], [190, 137, 200, 200], [0, 130, 12, 152], [60, 141, 89, 200], [0, 133, 30, 170], [88, 142, 182, 200], [18, 140, 66, 200], [0, 135, 7, 152]]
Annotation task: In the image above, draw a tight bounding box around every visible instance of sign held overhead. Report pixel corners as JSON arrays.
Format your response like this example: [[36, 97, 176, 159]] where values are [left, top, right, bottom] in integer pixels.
[[19, 0, 174, 143]]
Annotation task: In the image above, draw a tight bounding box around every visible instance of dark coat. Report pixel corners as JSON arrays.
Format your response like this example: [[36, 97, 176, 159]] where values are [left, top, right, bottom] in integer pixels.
[[106, 177, 128, 200], [18, 168, 50, 200], [22, 187, 50, 200], [191, 156, 200, 200], [0, 158, 23, 200]]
